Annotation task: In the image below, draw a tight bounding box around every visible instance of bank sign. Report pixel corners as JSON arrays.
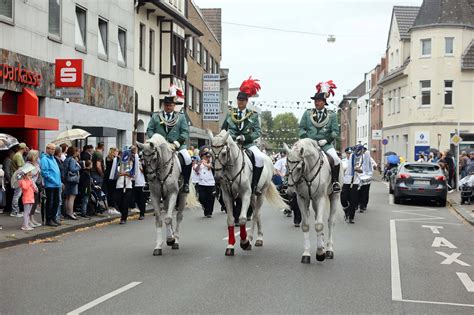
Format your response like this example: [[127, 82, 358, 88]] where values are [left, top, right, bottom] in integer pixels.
[[0, 63, 42, 87], [55, 59, 83, 88], [415, 131, 430, 146]]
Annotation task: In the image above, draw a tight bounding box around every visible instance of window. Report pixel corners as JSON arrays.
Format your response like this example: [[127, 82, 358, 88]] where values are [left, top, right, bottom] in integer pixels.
[[445, 37, 454, 55], [48, 0, 61, 39], [210, 56, 215, 73], [196, 41, 202, 64], [215, 61, 219, 73], [188, 37, 194, 58], [187, 84, 194, 110], [98, 17, 108, 58], [0, 0, 14, 24], [421, 39, 431, 57], [397, 87, 401, 113], [172, 34, 185, 78], [149, 29, 155, 73], [388, 91, 392, 114], [139, 23, 145, 69], [75, 5, 87, 50], [118, 27, 126, 66], [196, 89, 202, 113], [151, 95, 155, 113], [444, 80, 453, 106], [420, 80, 431, 106], [203, 49, 208, 71]]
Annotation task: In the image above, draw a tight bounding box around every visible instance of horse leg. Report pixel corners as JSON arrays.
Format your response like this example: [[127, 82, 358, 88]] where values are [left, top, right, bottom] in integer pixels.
[[314, 196, 328, 262], [253, 195, 264, 247], [222, 191, 236, 256], [164, 193, 177, 246], [239, 194, 252, 250], [153, 209, 163, 256], [326, 193, 339, 259], [298, 196, 311, 264], [171, 194, 185, 250]]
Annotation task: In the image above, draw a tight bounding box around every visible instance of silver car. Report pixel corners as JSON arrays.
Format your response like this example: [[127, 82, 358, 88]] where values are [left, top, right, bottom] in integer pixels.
[[389, 162, 448, 206]]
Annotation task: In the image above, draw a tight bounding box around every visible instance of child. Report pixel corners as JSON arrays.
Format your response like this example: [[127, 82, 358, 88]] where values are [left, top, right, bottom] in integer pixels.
[[79, 160, 92, 218], [18, 169, 38, 231]]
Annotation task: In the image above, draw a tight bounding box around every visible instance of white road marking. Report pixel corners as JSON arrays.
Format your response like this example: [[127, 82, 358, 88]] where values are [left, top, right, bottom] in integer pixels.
[[222, 227, 251, 241], [67, 282, 142, 315], [421, 225, 444, 234], [432, 237, 457, 249], [390, 220, 403, 301], [456, 273, 474, 293], [435, 252, 471, 266], [389, 195, 394, 205], [400, 299, 474, 308]]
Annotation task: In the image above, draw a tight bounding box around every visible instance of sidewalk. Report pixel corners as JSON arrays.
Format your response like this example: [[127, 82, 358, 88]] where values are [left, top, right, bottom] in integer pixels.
[[447, 191, 474, 225], [0, 205, 154, 249]]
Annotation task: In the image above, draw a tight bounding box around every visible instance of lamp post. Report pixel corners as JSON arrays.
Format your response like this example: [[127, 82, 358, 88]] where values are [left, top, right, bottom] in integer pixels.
[[437, 133, 441, 151]]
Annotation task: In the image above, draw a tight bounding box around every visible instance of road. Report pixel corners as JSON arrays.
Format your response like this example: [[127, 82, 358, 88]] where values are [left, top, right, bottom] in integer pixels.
[[1, 182, 473, 314]]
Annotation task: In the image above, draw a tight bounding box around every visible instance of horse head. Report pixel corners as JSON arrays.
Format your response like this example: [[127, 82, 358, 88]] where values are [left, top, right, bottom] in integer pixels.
[[286, 139, 320, 187], [208, 130, 234, 182], [137, 140, 159, 180]]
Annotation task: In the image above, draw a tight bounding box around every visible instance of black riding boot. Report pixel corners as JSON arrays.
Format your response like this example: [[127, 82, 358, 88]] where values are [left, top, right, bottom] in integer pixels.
[[332, 164, 341, 192], [252, 166, 264, 196], [181, 163, 192, 193]]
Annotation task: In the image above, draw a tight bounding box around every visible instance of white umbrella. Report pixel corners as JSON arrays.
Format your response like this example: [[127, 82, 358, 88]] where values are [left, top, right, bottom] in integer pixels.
[[53, 128, 91, 145], [0, 133, 19, 150]]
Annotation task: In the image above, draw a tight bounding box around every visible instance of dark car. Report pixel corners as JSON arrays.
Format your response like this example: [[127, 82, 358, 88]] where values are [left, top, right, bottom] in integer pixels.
[[389, 162, 448, 206]]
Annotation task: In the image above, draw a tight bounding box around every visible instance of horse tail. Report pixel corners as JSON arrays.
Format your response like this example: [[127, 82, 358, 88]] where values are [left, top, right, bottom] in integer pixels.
[[265, 182, 288, 209], [185, 183, 200, 208]]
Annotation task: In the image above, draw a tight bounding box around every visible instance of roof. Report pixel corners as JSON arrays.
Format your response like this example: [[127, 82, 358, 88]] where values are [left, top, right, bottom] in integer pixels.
[[393, 6, 421, 39], [200, 8, 222, 44], [412, 0, 474, 30], [378, 58, 410, 85], [462, 40, 474, 70], [346, 81, 366, 99]]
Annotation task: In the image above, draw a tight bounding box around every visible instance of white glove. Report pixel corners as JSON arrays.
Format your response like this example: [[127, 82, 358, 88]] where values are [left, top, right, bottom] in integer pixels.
[[318, 139, 327, 147], [173, 141, 181, 150], [236, 135, 245, 142]]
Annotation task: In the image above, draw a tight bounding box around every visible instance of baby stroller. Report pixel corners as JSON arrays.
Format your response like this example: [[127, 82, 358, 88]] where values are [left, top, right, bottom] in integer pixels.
[[459, 164, 474, 205], [88, 179, 108, 215]]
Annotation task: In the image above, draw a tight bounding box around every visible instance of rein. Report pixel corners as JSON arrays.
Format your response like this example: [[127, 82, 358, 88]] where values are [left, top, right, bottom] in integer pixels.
[[211, 141, 246, 200], [143, 147, 176, 196], [287, 148, 324, 198]]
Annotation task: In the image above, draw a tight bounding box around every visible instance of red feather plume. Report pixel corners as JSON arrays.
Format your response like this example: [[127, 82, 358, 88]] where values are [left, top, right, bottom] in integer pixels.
[[316, 80, 337, 97], [239, 76, 261, 97]]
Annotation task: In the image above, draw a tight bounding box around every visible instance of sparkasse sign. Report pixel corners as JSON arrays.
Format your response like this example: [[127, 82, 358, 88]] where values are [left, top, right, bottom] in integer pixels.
[[55, 59, 84, 88], [0, 63, 42, 87]]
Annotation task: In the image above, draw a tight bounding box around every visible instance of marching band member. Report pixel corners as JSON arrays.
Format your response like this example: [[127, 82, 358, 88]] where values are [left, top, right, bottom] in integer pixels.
[[341, 145, 366, 224], [357, 146, 374, 212]]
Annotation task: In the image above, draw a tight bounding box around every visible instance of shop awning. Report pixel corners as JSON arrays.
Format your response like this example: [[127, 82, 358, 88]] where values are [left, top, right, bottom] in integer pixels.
[[72, 125, 118, 137], [0, 114, 59, 130]]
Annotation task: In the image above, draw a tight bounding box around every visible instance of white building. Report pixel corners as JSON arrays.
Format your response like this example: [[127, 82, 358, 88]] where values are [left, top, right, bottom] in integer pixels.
[[356, 69, 375, 146], [0, 0, 135, 150]]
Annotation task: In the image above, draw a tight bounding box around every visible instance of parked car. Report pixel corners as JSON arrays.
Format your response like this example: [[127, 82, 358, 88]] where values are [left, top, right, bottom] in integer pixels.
[[389, 162, 447, 206]]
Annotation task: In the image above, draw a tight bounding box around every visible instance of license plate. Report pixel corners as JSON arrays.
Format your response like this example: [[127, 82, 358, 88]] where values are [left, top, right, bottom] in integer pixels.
[[414, 180, 429, 185]]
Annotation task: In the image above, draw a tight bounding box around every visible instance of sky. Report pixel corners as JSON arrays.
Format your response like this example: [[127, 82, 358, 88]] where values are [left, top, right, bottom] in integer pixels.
[[194, 0, 423, 117]]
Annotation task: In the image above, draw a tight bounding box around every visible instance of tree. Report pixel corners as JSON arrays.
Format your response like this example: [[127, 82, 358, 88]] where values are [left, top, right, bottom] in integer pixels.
[[266, 112, 299, 151]]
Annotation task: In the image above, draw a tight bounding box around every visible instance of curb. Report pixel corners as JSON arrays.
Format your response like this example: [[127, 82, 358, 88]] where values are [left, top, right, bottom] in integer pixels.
[[0, 207, 155, 250], [447, 198, 474, 225]]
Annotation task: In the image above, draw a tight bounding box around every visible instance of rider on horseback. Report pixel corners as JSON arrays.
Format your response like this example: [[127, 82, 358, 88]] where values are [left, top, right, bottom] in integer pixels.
[[221, 77, 266, 195], [298, 81, 341, 192], [146, 89, 192, 193]]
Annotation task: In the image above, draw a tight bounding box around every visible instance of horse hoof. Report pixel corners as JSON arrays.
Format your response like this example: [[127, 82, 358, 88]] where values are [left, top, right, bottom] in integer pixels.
[[301, 256, 311, 264], [255, 240, 263, 247], [171, 243, 179, 250], [153, 249, 162, 256], [325, 251, 334, 259], [316, 253, 326, 262], [166, 238, 175, 246], [240, 240, 252, 250], [225, 248, 234, 256]]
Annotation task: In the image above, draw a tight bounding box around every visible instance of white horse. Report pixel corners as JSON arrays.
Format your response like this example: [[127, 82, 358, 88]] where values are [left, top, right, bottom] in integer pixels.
[[284, 139, 341, 264], [209, 130, 287, 256], [137, 134, 199, 256]]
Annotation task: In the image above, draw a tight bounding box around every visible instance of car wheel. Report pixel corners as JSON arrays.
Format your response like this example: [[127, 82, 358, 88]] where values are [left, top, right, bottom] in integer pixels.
[[394, 196, 401, 204], [439, 198, 447, 207]]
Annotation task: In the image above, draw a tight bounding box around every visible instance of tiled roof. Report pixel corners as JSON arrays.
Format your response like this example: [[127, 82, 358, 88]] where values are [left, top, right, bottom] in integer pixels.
[[412, 0, 474, 29], [345, 81, 366, 98], [462, 40, 474, 70], [201, 8, 222, 44], [393, 6, 420, 39]]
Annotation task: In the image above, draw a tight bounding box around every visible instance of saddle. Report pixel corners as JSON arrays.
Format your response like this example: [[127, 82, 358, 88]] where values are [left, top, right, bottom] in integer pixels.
[[245, 149, 256, 169], [324, 152, 336, 170]]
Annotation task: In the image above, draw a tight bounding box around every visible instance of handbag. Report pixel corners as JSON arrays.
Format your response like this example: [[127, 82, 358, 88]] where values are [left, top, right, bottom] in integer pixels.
[[67, 171, 80, 183], [0, 189, 6, 207]]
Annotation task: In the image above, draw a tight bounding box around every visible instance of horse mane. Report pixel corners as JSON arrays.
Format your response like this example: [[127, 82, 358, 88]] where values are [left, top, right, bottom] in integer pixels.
[[290, 138, 319, 159], [147, 133, 168, 147]]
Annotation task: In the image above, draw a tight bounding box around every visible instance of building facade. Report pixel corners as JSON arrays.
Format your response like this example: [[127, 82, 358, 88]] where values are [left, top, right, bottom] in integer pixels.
[[0, 0, 135, 150], [379, 1, 474, 160], [338, 81, 365, 150], [356, 69, 375, 146], [370, 57, 387, 168]]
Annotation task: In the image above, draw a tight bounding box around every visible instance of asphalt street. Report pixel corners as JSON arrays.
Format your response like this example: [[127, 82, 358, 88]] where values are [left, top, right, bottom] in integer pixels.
[[1, 182, 473, 314]]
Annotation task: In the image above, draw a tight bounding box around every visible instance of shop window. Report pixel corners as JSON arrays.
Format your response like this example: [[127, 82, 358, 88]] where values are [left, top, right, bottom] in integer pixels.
[[75, 5, 87, 51], [118, 27, 126, 66], [0, 0, 14, 24], [48, 0, 61, 40], [98, 17, 108, 59]]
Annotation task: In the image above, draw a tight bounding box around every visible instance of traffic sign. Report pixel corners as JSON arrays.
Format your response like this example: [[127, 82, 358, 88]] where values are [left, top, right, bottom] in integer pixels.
[[382, 139, 389, 145], [451, 134, 463, 145]]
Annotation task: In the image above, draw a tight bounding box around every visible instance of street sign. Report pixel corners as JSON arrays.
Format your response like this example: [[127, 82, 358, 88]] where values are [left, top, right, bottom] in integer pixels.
[[55, 59, 84, 88], [55, 88, 84, 98], [451, 134, 463, 145], [372, 130, 382, 140], [382, 139, 389, 145], [203, 74, 220, 121]]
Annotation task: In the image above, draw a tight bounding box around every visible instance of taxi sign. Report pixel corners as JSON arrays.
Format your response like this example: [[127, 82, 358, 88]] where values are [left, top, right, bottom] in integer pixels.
[[451, 134, 463, 145]]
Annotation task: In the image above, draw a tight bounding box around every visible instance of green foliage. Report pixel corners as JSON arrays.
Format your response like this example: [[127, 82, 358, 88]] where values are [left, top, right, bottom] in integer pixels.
[[263, 112, 299, 151]]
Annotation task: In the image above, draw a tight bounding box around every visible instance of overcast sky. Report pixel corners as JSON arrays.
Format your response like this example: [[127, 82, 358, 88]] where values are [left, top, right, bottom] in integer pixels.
[[195, 0, 423, 117]]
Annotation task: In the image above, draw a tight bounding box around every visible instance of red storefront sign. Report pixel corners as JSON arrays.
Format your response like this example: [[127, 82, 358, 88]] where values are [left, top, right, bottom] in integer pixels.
[[55, 59, 83, 88], [0, 63, 42, 87]]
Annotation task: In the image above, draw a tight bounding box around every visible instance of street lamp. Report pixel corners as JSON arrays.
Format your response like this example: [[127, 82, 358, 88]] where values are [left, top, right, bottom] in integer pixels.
[[437, 133, 441, 151]]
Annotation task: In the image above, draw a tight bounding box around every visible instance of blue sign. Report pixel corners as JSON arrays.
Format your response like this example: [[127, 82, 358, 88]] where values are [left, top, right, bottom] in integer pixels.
[[414, 146, 430, 161], [382, 139, 389, 145]]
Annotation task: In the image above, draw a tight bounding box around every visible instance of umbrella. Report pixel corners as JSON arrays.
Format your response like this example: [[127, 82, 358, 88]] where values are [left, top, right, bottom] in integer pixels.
[[53, 129, 91, 145], [0, 133, 19, 150], [384, 151, 397, 156]]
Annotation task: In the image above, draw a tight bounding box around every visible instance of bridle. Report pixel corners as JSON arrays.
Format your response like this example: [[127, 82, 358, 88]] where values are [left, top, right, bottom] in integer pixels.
[[286, 147, 324, 198], [142, 145, 176, 196], [211, 140, 246, 200]]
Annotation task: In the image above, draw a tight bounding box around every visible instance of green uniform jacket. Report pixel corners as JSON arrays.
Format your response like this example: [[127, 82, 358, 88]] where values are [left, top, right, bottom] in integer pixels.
[[146, 111, 188, 150], [298, 108, 339, 151], [221, 108, 261, 149]]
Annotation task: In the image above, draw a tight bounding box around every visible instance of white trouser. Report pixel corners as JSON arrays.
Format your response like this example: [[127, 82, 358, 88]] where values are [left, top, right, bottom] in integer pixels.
[[248, 145, 265, 167], [325, 148, 340, 165], [179, 149, 192, 165]]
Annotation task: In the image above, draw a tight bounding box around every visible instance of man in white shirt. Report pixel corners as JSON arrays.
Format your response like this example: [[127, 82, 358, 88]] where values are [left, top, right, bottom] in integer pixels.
[[341, 145, 367, 224], [273, 151, 287, 178], [357, 147, 374, 212], [197, 153, 215, 218]]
